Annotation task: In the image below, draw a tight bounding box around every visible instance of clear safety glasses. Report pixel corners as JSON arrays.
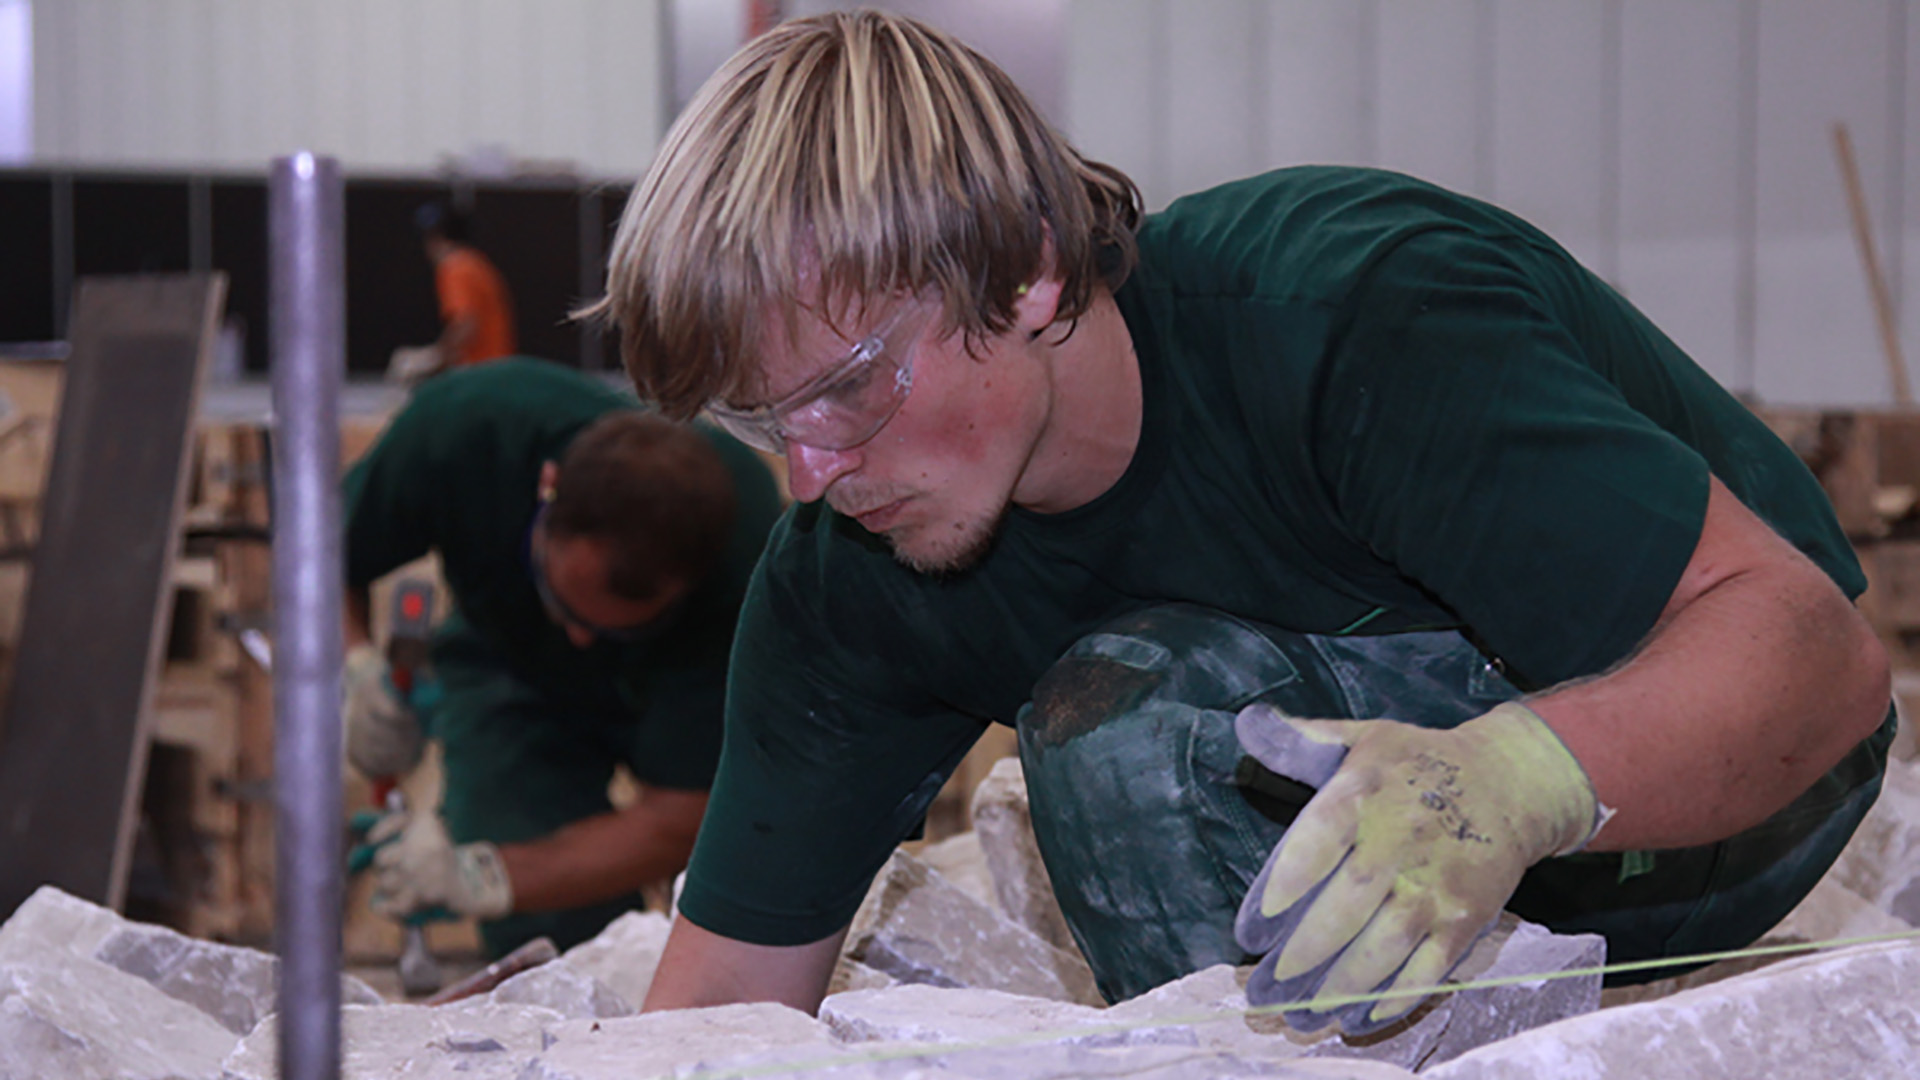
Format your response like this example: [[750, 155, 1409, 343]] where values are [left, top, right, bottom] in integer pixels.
[[706, 303, 934, 455]]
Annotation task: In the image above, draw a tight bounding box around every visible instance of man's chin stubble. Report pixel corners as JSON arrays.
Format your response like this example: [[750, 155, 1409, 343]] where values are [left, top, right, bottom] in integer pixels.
[[889, 508, 1007, 577]]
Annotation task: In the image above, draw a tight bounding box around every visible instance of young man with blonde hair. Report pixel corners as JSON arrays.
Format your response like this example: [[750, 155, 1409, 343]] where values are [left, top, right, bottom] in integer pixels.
[[596, 11, 1891, 1030]]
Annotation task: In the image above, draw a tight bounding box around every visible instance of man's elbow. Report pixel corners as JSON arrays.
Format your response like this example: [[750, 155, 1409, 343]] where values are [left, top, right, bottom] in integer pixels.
[[1839, 600, 1892, 744]]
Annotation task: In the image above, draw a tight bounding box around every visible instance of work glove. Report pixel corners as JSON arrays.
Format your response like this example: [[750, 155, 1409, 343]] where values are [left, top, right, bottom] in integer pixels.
[[367, 809, 515, 922], [1234, 701, 1603, 1035], [343, 644, 424, 781]]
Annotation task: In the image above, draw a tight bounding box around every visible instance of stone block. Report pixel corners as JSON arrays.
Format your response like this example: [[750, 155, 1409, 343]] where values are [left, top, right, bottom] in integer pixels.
[[555, 909, 672, 1010], [222, 1002, 564, 1080], [94, 922, 383, 1035], [827, 956, 901, 997], [0, 886, 126, 964], [1101, 915, 1601, 1072], [845, 849, 1101, 1005], [968, 758, 1079, 954], [1829, 754, 1920, 925], [483, 960, 632, 1019], [822, 984, 1123, 1046], [916, 831, 997, 909], [516, 1001, 839, 1080], [1601, 873, 1909, 1007], [1423, 938, 1920, 1079], [0, 956, 238, 1080]]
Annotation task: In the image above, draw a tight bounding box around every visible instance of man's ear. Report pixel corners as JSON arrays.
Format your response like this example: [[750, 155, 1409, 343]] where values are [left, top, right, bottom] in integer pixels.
[[538, 461, 560, 502], [1012, 232, 1066, 337]]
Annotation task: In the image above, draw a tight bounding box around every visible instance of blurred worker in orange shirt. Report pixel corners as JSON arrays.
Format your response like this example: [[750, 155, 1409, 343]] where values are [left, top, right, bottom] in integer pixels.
[[415, 201, 517, 369]]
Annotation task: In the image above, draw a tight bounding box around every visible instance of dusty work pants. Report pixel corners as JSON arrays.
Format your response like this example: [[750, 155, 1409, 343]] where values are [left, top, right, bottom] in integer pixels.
[[1017, 604, 1894, 1004]]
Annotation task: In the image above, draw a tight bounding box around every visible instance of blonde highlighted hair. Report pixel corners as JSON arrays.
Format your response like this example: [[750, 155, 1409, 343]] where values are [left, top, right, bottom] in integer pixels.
[[588, 10, 1142, 418]]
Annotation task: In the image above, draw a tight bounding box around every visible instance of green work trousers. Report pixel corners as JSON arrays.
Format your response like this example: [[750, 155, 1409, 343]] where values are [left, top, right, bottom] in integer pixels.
[[1017, 604, 1893, 1004]]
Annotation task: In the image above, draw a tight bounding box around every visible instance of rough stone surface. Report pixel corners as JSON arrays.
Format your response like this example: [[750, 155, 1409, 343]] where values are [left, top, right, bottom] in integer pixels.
[[222, 1002, 564, 1080], [1097, 915, 1601, 1072], [0, 956, 239, 1080], [916, 831, 997, 909], [827, 956, 902, 997], [822, 984, 1119, 1046], [1424, 938, 1920, 1079], [95, 922, 383, 1035], [845, 848, 1101, 1005], [1601, 873, 1910, 1006], [0, 886, 127, 964], [555, 909, 672, 1009], [968, 758, 1079, 954], [484, 960, 632, 1019], [516, 1001, 839, 1080], [1830, 754, 1920, 926]]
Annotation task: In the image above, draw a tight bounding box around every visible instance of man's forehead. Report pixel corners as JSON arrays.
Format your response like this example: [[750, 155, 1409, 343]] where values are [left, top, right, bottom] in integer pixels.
[[736, 294, 895, 404]]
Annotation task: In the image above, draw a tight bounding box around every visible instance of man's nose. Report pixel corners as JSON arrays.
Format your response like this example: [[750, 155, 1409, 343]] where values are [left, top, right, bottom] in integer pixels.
[[784, 441, 862, 502]]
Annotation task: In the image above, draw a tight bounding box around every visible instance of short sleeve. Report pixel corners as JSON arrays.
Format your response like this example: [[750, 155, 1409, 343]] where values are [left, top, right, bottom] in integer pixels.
[[342, 398, 444, 589], [1312, 230, 1709, 687], [674, 551, 987, 946]]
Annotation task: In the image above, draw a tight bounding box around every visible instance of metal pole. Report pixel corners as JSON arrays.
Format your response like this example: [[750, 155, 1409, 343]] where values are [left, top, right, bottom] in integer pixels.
[[269, 152, 345, 1080]]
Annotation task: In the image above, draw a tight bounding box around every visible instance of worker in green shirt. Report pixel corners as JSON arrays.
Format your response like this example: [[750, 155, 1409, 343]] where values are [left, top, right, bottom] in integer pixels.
[[590, 12, 1893, 1030], [341, 358, 782, 956]]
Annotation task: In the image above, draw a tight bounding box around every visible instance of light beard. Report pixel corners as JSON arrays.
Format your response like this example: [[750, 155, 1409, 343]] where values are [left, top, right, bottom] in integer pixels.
[[888, 503, 1008, 576]]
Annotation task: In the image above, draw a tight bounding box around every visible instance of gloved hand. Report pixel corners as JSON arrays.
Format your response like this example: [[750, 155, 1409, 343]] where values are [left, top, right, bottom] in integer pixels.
[[1234, 701, 1603, 1034], [343, 643, 424, 781], [367, 809, 514, 922]]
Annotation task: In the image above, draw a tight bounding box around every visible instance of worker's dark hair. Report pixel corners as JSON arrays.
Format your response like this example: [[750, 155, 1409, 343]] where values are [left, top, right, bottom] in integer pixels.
[[545, 412, 736, 603], [413, 201, 470, 245]]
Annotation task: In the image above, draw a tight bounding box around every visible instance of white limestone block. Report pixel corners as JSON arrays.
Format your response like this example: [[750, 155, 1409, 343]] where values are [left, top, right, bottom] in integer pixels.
[[222, 1002, 564, 1080], [969, 758, 1079, 954], [1424, 938, 1920, 1079], [94, 922, 383, 1035], [0, 956, 238, 1080], [916, 831, 997, 909], [555, 909, 672, 1010], [481, 961, 632, 1019], [1602, 873, 1910, 1007], [1829, 754, 1920, 926], [821, 984, 1133, 1047], [827, 956, 901, 997], [0, 886, 127, 964], [516, 1001, 840, 1080], [1102, 915, 1601, 1072], [845, 849, 1101, 1005]]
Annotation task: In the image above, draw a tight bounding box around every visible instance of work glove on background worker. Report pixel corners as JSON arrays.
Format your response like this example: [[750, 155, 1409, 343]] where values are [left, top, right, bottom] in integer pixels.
[[366, 807, 515, 922], [1234, 701, 1605, 1035], [343, 643, 426, 780]]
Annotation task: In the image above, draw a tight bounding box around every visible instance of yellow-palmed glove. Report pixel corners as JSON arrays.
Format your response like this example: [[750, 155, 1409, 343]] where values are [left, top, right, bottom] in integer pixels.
[[368, 809, 514, 922], [1233, 701, 1603, 1035]]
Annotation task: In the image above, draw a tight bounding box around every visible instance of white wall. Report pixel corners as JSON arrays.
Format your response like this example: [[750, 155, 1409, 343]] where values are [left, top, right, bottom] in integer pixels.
[[0, 0, 27, 163], [1067, 0, 1920, 409], [30, 0, 667, 178]]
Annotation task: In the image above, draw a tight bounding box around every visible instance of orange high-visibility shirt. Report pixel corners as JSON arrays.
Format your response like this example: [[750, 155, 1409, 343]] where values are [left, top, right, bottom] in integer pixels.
[[437, 247, 517, 367]]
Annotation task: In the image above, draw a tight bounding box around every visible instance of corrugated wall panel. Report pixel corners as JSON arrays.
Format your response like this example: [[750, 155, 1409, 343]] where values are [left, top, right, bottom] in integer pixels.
[[29, 0, 664, 177], [1264, 0, 1374, 171], [1753, 0, 1898, 405], [1617, 0, 1747, 391]]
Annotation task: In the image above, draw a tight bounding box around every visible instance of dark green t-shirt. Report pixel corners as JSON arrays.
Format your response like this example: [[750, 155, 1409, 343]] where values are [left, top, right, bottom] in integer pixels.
[[680, 167, 1861, 945], [342, 357, 783, 790]]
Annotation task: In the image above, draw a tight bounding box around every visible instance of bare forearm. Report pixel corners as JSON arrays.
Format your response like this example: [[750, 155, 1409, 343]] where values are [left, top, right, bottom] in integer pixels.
[[497, 793, 706, 913], [643, 918, 844, 1015], [344, 587, 374, 649], [1532, 489, 1888, 850], [437, 314, 476, 359]]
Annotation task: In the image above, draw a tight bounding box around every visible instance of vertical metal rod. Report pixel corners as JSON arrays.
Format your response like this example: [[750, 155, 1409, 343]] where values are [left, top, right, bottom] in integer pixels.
[[268, 151, 345, 1080]]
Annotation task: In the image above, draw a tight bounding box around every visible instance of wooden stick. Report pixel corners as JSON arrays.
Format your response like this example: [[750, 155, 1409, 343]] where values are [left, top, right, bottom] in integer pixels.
[[1831, 121, 1913, 408], [422, 936, 559, 1006]]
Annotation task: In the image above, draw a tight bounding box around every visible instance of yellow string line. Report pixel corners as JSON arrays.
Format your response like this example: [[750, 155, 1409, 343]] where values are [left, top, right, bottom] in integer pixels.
[[675, 927, 1920, 1080]]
